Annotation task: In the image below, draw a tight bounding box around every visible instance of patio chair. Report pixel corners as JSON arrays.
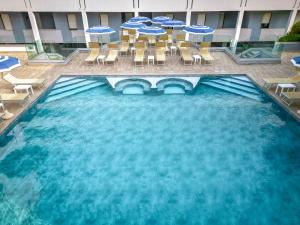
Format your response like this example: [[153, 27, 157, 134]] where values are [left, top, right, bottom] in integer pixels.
[[119, 42, 129, 55], [199, 42, 214, 64], [85, 42, 100, 63], [3, 73, 45, 87], [263, 74, 300, 89], [0, 93, 29, 105], [134, 49, 145, 66], [281, 91, 300, 106], [105, 49, 119, 65], [181, 48, 193, 65], [155, 48, 166, 65], [178, 42, 192, 52], [155, 42, 169, 55]]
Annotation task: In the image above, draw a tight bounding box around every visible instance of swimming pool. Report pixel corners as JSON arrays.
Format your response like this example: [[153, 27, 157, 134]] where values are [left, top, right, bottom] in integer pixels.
[[1, 75, 300, 225]]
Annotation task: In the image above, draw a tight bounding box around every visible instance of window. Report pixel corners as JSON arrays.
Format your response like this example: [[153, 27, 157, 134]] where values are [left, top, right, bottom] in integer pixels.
[[67, 13, 77, 30], [261, 12, 271, 28], [121, 12, 134, 23], [0, 14, 12, 30], [100, 13, 109, 26], [197, 13, 206, 25], [218, 12, 225, 28], [166, 13, 174, 20], [36, 13, 56, 29]]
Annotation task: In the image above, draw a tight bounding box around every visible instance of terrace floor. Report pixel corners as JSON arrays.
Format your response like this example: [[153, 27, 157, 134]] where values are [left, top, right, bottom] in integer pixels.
[[1, 49, 300, 134]]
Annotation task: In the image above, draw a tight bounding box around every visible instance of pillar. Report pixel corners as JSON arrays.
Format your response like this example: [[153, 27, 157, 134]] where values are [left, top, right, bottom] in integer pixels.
[[231, 10, 244, 53], [81, 10, 91, 47], [286, 9, 298, 34], [185, 10, 191, 41], [27, 11, 44, 53]]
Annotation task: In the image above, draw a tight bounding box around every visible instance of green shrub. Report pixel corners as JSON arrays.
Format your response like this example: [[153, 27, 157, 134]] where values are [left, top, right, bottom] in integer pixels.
[[290, 21, 300, 35], [278, 34, 300, 42]]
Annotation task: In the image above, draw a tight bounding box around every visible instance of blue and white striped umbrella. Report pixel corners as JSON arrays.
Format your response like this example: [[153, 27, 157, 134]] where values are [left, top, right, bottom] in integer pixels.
[[152, 16, 170, 24], [121, 22, 146, 30], [137, 26, 166, 36], [162, 20, 185, 28], [183, 25, 214, 35], [86, 26, 116, 35], [129, 16, 151, 23], [0, 56, 21, 73], [291, 56, 300, 67]]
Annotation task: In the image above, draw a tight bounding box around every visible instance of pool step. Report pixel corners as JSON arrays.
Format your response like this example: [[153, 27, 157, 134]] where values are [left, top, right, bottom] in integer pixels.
[[209, 80, 260, 95], [45, 82, 105, 103], [220, 77, 256, 88], [55, 76, 78, 84], [201, 81, 262, 101], [52, 78, 87, 89]]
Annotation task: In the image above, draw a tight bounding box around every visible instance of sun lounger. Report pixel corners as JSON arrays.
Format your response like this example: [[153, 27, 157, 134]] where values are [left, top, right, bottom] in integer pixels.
[[281, 92, 300, 106], [263, 74, 300, 89], [0, 93, 29, 105], [178, 42, 192, 52], [199, 42, 214, 64], [155, 42, 169, 54], [85, 42, 100, 63], [155, 48, 166, 65], [105, 50, 119, 65], [3, 73, 45, 87], [181, 48, 193, 65], [134, 49, 145, 66], [119, 42, 129, 55]]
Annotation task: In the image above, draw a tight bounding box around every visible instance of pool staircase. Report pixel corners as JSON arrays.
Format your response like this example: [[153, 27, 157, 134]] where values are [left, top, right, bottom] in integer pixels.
[[201, 76, 262, 101], [45, 77, 106, 103]]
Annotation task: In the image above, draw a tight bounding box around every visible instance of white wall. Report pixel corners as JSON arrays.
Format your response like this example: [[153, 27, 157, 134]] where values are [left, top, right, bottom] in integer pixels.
[[85, 0, 134, 12], [193, 0, 241, 11], [245, 0, 296, 11], [29, 0, 80, 12], [0, 0, 27, 11], [139, 0, 187, 12]]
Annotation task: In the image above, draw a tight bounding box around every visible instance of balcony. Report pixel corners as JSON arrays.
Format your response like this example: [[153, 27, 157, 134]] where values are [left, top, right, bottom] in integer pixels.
[[212, 29, 236, 42], [0, 30, 16, 43], [39, 29, 64, 43], [239, 29, 252, 42], [259, 28, 286, 41]]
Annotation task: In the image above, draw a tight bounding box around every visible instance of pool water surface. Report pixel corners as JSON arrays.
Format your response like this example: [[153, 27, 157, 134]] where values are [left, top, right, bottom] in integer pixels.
[[0, 77, 300, 225]]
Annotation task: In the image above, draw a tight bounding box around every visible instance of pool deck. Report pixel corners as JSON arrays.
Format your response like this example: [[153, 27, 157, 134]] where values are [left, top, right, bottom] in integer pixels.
[[1, 49, 300, 134]]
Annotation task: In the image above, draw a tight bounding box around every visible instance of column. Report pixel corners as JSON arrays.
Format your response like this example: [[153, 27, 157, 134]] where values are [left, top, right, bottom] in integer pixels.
[[231, 10, 244, 53], [27, 11, 44, 53], [81, 10, 91, 47], [134, 0, 139, 17], [185, 10, 191, 41], [286, 9, 298, 34]]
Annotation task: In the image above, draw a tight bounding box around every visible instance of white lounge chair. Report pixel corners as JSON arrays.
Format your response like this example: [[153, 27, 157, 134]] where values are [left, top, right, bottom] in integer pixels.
[[3, 73, 45, 87]]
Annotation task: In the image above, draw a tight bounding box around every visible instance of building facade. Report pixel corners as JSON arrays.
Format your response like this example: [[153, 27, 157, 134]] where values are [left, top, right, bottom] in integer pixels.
[[0, 0, 299, 47]]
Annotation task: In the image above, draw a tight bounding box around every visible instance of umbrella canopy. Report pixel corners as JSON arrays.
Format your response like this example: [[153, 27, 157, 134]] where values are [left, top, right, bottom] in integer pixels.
[[86, 26, 116, 35], [152, 16, 170, 24], [0, 56, 21, 73], [291, 56, 300, 67], [129, 16, 151, 23], [121, 21, 146, 30], [183, 25, 214, 35], [161, 20, 185, 28], [137, 26, 166, 36]]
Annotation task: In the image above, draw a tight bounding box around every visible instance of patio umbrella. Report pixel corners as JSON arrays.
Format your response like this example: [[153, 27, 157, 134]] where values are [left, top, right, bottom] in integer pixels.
[[161, 20, 185, 28], [137, 26, 166, 36], [291, 56, 300, 68], [121, 21, 146, 30], [152, 16, 170, 24], [183, 25, 214, 35], [0, 56, 21, 78], [129, 16, 151, 23], [86, 26, 116, 46]]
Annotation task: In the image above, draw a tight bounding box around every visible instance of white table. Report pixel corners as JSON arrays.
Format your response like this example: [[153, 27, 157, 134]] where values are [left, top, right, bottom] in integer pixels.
[[148, 55, 155, 65], [170, 46, 177, 55], [130, 47, 136, 56], [193, 55, 201, 64], [14, 85, 34, 95], [0, 103, 4, 111], [275, 83, 296, 96], [97, 55, 106, 65]]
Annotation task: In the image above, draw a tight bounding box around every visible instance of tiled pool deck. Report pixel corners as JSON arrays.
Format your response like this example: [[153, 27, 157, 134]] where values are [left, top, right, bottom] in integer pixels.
[[1, 49, 300, 134]]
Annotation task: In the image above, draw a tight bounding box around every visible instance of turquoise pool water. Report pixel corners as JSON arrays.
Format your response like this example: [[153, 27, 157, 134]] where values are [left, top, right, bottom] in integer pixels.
[[1, 77, 300, 225]]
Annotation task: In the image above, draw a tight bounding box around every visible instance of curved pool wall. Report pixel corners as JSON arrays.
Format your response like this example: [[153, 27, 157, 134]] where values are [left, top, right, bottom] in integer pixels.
[[112, 77, 198, 95]]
